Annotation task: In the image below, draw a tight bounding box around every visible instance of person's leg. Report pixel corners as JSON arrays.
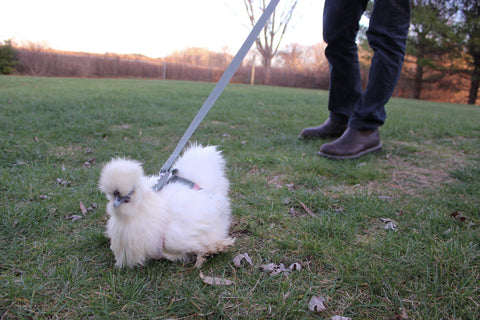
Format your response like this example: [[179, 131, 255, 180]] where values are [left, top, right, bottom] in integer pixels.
[[299, 0, 368, 139], [323, 0, 369, 124], [348, 0, 411, 130], [319, 0, 410, 159]]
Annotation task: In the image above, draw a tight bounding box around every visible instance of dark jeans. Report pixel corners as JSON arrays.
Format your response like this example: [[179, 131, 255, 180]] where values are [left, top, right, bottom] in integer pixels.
[[323, 0, 410, 130]]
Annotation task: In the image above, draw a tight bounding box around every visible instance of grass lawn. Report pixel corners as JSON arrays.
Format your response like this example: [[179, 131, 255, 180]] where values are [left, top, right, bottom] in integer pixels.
[[0, 76, 479, 319]]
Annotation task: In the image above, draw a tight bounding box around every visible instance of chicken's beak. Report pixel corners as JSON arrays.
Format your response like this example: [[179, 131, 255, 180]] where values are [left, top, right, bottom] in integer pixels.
[[113, 196, 123, 207]]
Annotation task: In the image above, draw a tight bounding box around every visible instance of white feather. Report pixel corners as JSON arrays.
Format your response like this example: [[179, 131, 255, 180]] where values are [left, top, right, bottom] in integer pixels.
[[98, 144, 234, 268]]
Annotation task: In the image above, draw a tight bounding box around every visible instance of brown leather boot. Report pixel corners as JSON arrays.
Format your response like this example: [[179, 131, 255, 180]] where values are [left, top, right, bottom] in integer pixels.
[[317, 127, 382, 159], [299, 118, 347, 139]]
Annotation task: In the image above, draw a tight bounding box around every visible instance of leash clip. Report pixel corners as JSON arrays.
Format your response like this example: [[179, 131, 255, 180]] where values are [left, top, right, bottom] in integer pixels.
[[153, 169, 171, 192]]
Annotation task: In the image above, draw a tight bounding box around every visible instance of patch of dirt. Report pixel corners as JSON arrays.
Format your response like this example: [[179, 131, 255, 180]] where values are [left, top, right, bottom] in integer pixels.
[[326, 139, 470, 197]]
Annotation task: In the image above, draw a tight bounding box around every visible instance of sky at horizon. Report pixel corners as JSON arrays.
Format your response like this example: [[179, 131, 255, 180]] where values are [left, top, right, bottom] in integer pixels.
[[1, 0, 325, 58]]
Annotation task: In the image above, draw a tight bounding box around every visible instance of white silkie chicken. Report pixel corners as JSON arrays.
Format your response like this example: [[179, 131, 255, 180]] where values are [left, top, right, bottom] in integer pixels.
[[98, 144, 234, 268]]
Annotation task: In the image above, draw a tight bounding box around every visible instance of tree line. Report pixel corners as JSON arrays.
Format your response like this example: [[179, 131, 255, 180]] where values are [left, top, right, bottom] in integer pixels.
[[1, 0, 478, 105], [0, 41, 329, 90], [403, 0, 479, 105]]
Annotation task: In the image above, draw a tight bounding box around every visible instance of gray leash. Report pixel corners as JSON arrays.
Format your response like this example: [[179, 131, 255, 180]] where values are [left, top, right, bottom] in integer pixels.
[[154, 0, 280, 191]]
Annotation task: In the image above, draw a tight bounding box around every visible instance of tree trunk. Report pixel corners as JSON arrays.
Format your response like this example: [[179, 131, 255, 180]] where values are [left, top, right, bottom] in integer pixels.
[[264, 63, 271, 85], [467, 55, 480, 105], [468, 77, 479, 105], [412, 62, 424, 100], [263, 54, 272, 85]]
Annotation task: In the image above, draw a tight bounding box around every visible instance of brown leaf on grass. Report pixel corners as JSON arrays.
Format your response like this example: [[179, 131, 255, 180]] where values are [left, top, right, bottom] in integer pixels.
[[391, 308, 409, 319], [261, 263, 289, 275], [199, 272, 234, 286], [233, 253, 253, 267], [331, 204, 345, 213], [248, 166, 260, 175], [260, 262, 302, 276], [66, 215, 83, 221], [289, 262, 302, 271], [79, 201, 87, 215], [380, 218, 398, 231], [308, 295, 327, 313], [299, 201, 316, 217], [87, 203, 98, 211], [450, 211, 467, 221], [285, 183, 296, 190], [267, 175, 284, 189], [288, 207, 297, 217], [56, 178, 71, 186], [378, 195, 392, 201], [83, 158, 96, 168]]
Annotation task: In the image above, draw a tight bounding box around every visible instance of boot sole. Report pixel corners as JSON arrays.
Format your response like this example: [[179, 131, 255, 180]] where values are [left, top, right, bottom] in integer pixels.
[[317, 143, 383, 160], [298, 133, 344, 140]]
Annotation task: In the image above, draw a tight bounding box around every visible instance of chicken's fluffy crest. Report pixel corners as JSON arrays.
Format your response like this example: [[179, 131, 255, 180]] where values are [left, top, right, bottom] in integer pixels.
[[99, 158, 143, 196]]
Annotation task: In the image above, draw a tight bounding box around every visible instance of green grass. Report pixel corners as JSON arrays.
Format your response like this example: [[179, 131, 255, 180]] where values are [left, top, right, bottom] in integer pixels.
[[1, 76, 479, 319]]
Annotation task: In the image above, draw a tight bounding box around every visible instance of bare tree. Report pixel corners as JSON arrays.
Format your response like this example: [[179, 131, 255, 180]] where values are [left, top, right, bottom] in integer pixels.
[[244, 0, 298, 84], [16, 41, 51, 76], [277, 42, 328, 73]]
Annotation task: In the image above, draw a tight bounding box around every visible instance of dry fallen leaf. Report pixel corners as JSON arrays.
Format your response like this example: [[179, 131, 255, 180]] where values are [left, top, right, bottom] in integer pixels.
[[267, 175, 284, 189], [261, 263, 288, 275], [299, 201, 315, 217], [87, 203, 98, 212], [289, 262, 302, 271], [331, 204, 345, 213], [288, 207, 298, 217], [233, 253, 253, 267], [378, 195, 392, 201], [308, 295, 327, 313], [450, 211, 467, 221], [56, 178, 71, 186], [66, 215, 83, 221], [392, 307, 409, 319], [79, 201, 87, 215], [199, 272, 234, 286], [83, 158, 96, 168], [380, 218, 398, 231], [260, 262, 302, 276]]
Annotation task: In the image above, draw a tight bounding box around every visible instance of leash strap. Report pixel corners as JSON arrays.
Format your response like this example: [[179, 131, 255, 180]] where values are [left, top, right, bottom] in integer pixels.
[[154, 0, 280, 191]]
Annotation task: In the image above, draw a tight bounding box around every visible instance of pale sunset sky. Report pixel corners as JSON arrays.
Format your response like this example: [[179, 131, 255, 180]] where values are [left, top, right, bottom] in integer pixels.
[[1, 0, 325, 58]]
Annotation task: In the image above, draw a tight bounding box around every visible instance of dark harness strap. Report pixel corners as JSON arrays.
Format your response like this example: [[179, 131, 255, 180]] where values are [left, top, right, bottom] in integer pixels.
[[166, 169, 201, 190]]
